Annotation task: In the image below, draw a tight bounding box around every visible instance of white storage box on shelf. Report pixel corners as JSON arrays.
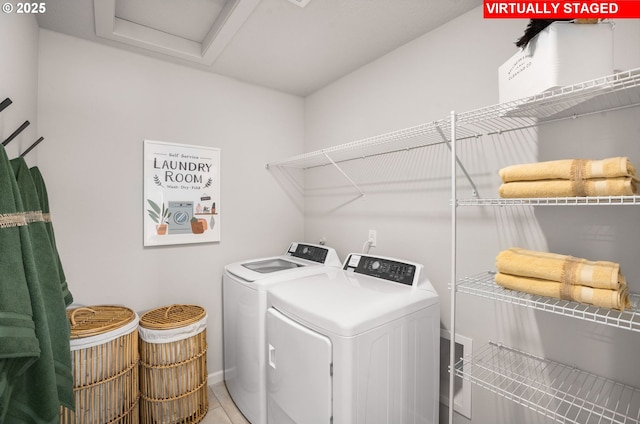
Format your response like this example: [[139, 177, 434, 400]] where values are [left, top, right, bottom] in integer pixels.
[[498, 21, 613, 104]]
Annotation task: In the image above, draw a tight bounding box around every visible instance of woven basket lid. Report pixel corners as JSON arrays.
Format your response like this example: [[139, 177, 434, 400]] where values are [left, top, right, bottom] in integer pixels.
[[139, 304, 206, 330], [68, 305, 137, 339]]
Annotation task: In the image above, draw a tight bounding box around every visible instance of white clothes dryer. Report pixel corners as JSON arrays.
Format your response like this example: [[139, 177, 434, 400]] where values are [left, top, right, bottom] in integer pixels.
[[223, 242, 342, 424], [266, 253, 440, 424]]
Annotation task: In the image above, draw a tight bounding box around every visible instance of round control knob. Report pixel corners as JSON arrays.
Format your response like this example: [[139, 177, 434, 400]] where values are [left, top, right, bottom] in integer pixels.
[[302, 247, 309, 254], [371, 261, 380, 270]]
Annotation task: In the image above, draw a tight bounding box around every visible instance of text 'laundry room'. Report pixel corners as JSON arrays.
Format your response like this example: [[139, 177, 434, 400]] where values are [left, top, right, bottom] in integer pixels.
[[1, 2, 640, 424]]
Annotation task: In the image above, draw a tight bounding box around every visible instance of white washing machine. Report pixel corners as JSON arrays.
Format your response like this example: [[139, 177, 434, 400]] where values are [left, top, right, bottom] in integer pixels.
[[223, 242, 342, 424], [266, 253, 440, 424]]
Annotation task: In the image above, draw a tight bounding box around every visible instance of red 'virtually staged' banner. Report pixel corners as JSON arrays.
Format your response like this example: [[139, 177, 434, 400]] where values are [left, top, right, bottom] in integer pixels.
[[484, 1, 640, 18]]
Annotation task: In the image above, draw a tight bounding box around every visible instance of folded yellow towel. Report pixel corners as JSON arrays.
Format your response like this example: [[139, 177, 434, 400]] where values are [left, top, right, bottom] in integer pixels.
[[498, 177, 636, 198], [495, 272, 631, 311], [499, 157, 637, 183], [496, 247, 623, 290]]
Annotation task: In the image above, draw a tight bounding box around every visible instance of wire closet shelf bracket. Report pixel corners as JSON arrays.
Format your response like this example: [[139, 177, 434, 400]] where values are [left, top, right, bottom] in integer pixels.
[[264, 119, 479, 196]]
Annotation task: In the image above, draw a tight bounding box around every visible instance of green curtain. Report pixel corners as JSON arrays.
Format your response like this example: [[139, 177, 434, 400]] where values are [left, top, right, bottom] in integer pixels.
[[0, 146, 41, 422], [4, 157, 74, 423], [30, 166, 73, 307]]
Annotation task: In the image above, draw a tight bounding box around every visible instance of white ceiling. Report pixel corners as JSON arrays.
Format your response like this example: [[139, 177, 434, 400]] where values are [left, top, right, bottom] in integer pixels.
[[115, 0, 228, 43], [36, 0, 481, 96]]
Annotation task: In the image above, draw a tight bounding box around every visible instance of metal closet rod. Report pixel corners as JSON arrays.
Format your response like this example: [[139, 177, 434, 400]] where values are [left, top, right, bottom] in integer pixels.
[[0, 98, 11, 113], [2, 120, 30, 146], [20, 137, 44, 157]]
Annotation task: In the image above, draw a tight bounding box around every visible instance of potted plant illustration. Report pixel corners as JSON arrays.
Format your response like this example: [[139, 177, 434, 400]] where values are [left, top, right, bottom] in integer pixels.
[[147, 199, 171, 235], [190, 216, 207, 234]]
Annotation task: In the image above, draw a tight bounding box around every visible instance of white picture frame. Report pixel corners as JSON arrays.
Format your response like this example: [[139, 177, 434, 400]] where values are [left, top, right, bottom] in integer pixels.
[[143, 140, 220, 246]]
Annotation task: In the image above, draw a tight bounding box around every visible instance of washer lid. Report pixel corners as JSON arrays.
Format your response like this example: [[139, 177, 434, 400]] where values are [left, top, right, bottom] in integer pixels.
[[268, 268, 439, 337], [225, 256, 315, 282], [224, 242, 342, 282], [243, 258, 304, 273]]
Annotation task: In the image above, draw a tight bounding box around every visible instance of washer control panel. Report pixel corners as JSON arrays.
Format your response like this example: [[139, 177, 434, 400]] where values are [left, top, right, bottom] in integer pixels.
[[343, 254, 419, 286], [286, 242, 329, 264]]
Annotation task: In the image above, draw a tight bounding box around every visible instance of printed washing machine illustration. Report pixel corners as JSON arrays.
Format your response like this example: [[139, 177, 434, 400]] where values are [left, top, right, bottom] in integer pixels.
[[167, 201, 193, 234]]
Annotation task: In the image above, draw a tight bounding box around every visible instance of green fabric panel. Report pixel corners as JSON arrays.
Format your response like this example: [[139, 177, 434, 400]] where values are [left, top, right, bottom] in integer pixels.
[[5, 158, 75, 422], [0, 311, 37, 321], [0, 326, 38, 340], [6, 398, 58, 424], [0, 312, 36, 342], [0, 146, 40, 423], [29, 167, 73, 306]]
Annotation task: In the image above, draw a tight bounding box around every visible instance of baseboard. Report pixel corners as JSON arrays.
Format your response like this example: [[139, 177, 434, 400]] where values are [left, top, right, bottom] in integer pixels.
[[208, 370, 224, 386]]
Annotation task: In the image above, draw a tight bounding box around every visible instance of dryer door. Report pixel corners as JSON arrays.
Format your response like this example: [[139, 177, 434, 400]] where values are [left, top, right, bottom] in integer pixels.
[[266, 308, 332, 424]]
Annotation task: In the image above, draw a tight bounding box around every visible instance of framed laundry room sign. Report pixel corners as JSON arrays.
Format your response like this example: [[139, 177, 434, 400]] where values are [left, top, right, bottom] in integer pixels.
[[143, 140, 220, 246]]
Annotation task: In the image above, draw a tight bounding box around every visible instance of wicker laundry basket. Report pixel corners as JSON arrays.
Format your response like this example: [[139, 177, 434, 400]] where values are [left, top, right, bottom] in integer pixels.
[[138, 304, 208, 424], [60, 305, 140, 424]]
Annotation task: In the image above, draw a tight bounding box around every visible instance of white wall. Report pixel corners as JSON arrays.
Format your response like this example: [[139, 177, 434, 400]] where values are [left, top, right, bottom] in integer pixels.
[[6, 7, 640, 422], [304, 8, 640, 424], [36, 29, 305, 380], [0, 7, 39, 160]]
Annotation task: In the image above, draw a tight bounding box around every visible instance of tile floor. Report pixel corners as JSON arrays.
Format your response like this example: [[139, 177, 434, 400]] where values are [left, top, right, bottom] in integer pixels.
[[201, 382, 250, 424]]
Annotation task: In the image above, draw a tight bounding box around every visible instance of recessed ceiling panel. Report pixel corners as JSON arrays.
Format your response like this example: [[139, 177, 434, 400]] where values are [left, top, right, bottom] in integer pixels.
[[115, 0, 227, 43], [37, 0, 483, 96], [94, 0, 262, 65]]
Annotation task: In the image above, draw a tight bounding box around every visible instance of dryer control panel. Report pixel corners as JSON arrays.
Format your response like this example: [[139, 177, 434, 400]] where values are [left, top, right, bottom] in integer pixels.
[[343, 254, 420, 286]]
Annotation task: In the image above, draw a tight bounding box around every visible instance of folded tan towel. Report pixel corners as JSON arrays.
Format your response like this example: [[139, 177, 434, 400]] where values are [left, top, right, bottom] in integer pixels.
[[498, 177, 637, 198], [496, 247, 623, 290], [499, 157, 637, 183], [495, 272, 631, 311]]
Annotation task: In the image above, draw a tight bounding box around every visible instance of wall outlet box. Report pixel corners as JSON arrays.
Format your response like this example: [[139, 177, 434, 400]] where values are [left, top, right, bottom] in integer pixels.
[[368, 229, 377, 247], [498, 22, 613, 104]]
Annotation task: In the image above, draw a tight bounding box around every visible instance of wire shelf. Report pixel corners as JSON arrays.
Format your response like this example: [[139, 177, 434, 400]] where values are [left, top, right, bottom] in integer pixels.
[[448, 68, 640, 424], [266, 68, 640, 172], [456, 68, 640, 136], [455, 342, 640, 424], [265, 119, 451, 169], [458, 272, 640, 333], [456, 196, 640, 206]]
